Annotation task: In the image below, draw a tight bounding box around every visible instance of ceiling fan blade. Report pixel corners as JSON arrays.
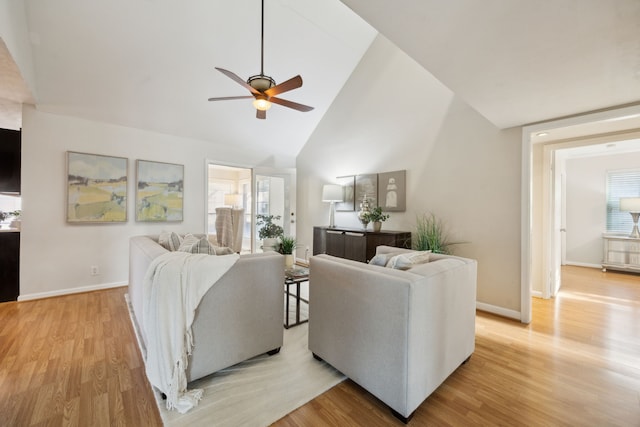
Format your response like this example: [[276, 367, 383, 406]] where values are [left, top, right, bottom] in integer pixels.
[[215, 67, 260, 95], [264, 75, 303, 97], [269, 96, 314, 112], [256, 109, 267, 120], [208, 96, 254, 101]]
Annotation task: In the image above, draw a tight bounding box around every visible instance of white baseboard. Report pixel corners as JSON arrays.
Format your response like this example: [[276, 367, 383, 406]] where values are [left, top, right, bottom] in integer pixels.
[[476, 301, 522, 321], [563, 261, 602, 269], [530, 289, 543, 298], [18, 281, 127, 301]]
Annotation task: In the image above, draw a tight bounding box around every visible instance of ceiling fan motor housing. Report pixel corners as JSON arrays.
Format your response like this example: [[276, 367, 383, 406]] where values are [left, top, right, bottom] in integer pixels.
[[248, 74, 276, 92]]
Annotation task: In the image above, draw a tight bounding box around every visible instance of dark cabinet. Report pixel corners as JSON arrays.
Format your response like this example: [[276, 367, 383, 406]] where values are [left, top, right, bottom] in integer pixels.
[[0, 231, 20, 302], [0, 128, 21, 193], [313, 226, 411, 263], [325, 230, 346, 258]]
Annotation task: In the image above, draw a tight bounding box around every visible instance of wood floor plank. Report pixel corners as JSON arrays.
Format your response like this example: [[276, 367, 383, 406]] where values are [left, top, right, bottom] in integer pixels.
[[0, 266, 638, 425]]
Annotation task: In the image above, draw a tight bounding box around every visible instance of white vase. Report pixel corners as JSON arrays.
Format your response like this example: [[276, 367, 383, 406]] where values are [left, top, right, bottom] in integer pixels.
[[284, 254, 294, 268], [372, 221, 382, 232]]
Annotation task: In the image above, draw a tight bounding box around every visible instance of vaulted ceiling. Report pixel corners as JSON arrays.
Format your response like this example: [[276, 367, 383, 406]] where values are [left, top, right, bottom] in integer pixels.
[[2, 0, 640, 154], [341, 0, 640, 129]]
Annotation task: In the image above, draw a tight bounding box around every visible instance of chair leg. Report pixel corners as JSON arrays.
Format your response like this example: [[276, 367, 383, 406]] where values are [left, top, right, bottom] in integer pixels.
[[391, 408, 414, 424], [312, 353, 323, 362]]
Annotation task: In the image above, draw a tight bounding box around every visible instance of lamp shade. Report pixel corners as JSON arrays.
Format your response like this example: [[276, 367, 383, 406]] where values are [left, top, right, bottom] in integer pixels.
[[224, 193, 241, 207], [619, 197, 640, 212], [322, 184, 343, 202]]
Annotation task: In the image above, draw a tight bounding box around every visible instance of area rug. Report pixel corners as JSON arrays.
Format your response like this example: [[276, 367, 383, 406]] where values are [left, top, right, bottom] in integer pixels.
[[125, 294, 345, 427]]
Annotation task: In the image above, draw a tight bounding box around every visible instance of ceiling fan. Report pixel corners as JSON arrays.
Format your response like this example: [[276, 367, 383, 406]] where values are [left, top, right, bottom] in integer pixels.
[[208, 0, 314, 120]]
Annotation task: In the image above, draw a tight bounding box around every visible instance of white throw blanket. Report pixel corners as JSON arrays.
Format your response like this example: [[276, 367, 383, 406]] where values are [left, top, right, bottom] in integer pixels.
[[142, 251, 240, 413]]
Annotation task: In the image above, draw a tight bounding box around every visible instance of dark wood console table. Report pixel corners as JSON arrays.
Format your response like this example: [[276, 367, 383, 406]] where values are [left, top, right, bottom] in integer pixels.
[[313, 226, 411, 263]]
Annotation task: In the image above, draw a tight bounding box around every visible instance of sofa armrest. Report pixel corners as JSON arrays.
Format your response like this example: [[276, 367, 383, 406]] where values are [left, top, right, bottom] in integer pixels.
[[129, 236, 169, 341]]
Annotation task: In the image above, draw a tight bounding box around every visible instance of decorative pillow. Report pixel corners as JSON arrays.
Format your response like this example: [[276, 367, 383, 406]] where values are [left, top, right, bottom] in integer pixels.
[[387, 250, 432, 270], [179, 233, 200, 249], [178, 235, 234, 255], [211, 245, 235, 255], [368, 251, 406, 266], [158, 230, 183, 251]]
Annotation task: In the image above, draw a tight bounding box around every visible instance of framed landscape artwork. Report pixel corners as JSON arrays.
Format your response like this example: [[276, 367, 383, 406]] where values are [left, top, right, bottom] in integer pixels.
[[335, 175, 355, 211], [136, 160, 184, 222], [378, 170, 406, 212], [355, 174, 378, 208], [66, 151, 128, 223]]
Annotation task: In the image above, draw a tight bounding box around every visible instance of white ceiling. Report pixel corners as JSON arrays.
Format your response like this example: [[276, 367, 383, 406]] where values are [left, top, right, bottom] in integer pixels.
[[2, 0, 640, 154], [340, 0, 640, 129]]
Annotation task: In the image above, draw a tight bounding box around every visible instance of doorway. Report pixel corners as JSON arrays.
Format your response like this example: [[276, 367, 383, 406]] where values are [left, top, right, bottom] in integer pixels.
[[207, 164, 252, 253], [255, 168, 297, 252], [206, 164, 297, 254], [522, 104, 640, 323]]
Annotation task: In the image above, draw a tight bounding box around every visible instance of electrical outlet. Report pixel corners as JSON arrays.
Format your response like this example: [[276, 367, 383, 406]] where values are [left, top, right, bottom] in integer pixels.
[[90, 265, 100, 276]]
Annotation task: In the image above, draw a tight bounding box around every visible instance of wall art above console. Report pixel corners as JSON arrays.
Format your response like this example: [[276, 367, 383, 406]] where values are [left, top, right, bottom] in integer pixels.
[[335, 169, 406, 212]]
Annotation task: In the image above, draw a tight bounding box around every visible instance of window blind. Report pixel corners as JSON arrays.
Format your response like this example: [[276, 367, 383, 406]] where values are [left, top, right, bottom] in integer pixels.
[[606, 169, 640, 232]]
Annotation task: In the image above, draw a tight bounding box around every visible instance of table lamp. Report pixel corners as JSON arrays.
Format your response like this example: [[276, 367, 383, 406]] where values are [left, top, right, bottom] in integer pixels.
[[619, 197, 640, 238], [322, 184, 343, 228], [224, 193, 241, 208]]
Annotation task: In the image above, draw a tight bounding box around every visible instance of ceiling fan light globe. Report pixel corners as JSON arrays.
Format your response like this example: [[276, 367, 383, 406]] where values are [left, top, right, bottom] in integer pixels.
[[253, 98, 272, 111]]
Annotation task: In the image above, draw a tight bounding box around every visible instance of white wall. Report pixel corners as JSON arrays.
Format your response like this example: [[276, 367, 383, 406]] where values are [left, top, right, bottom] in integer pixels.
[[296, 35, 522, 316], [19, 105, 285, 299], [565, 151, 640, 266]]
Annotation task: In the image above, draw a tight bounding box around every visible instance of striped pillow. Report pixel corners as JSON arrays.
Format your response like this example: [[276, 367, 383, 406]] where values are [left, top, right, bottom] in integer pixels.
[[158, 231, 183, 251]]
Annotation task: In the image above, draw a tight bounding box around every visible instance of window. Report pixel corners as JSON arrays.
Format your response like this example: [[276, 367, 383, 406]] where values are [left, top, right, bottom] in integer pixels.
[[606, 169, 640, 232]]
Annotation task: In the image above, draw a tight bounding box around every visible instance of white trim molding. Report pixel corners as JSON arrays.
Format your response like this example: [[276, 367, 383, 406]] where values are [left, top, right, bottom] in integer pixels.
[[476, 301, 521, 321], [18, 281, 127, 301], [564, 261, 602, 269]]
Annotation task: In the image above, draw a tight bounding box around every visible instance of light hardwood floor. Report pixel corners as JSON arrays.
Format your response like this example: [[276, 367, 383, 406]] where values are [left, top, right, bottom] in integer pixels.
[[0, 286, 162, 426], [1, 266, 638, 426]]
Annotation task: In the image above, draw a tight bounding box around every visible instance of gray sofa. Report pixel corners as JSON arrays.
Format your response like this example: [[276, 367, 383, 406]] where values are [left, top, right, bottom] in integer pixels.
[[308, 245, 477, 422], [129, 234, 284, 382]]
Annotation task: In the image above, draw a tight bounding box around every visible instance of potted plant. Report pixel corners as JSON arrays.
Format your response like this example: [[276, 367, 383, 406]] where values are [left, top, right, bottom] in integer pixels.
[[278, 235, 297, 268], [257, 214, 284, 251], [364, 206, 390, 232], [414, 212, 454, 254]]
